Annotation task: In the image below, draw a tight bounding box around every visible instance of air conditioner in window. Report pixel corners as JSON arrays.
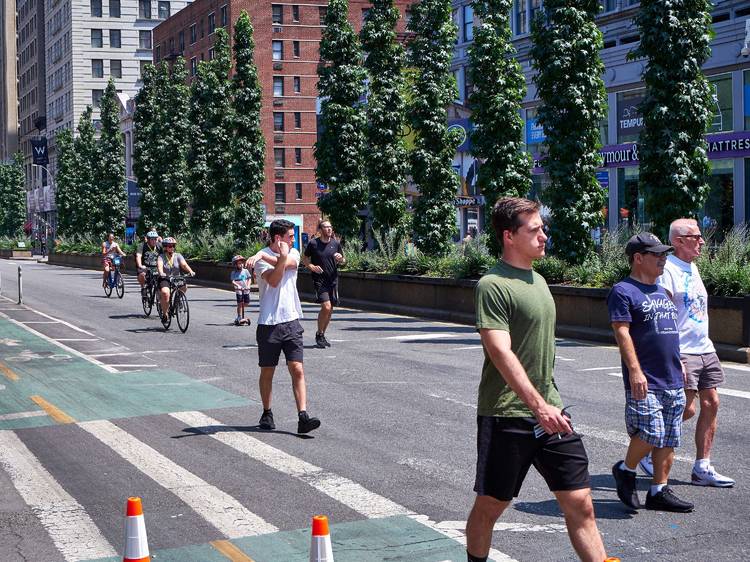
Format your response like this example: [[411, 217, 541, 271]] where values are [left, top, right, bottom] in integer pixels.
[[273, 26, 282, 33], [273, 62, 283, 70]]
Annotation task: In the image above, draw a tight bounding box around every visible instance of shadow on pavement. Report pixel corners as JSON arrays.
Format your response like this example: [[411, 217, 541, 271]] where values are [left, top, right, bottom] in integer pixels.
[[513, 497, 635, 520], [172, 424, 313, 440], [109, 313, 150, 320]]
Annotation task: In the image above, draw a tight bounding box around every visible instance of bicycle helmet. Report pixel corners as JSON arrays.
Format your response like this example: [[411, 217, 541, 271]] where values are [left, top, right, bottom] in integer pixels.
[[146, 230, 158, 239], [162, 237, 177, 246], [232, 255, 245, 264]]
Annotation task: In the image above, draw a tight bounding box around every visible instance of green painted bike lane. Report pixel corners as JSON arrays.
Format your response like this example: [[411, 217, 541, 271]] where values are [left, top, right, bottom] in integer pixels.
[[0, 317, 248, 428]]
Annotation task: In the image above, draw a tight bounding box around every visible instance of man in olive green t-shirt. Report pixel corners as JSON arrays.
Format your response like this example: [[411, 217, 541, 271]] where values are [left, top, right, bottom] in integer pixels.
[[465, 198, 607, 562]]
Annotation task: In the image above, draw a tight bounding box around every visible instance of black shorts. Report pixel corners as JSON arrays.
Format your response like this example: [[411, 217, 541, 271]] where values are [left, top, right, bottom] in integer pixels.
[[314, 281, 338, 305], [473, 416, 590, 501], [256, 319, 304, 367], [235, 292, 250, 304]]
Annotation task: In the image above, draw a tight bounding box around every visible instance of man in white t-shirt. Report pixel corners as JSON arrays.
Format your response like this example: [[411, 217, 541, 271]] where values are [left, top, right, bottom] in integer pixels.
[[643, 218, 733, 487], [246, 219, 321, 434]]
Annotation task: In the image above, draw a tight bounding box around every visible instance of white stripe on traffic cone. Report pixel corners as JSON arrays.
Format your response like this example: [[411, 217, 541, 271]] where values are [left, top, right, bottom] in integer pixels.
[[309, 515, 334, 562], [123, 497, 150, 562]]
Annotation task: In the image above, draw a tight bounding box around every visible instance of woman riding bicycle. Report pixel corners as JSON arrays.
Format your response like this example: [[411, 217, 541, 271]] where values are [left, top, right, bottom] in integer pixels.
[[102, 232, 126, 289], [136, 230, 162, 296], [156, 237, 195, 322]]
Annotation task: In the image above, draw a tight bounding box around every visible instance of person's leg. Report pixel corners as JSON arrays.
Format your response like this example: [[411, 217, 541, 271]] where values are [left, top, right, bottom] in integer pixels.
[[259, 366, 276, 410], [682, 388, 698, 422], [287, 361, 307, 411], [159, 286, 170, 316], [651, 446, 674, 484], [103, 264, 110, 285], [138, 271, 146, 289], [624, 434, 653, 470], [554, 489, 606, 562], [317, 300, 333, 335], [466, 495, 509, 560], [695, 388, 719, 459]]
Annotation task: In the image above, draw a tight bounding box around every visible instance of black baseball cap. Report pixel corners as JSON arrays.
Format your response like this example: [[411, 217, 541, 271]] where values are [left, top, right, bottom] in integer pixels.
[[625, 232, 673, 257]]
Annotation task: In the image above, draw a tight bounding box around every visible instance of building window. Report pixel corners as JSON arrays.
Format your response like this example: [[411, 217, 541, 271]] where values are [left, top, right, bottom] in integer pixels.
[[158, 0, 170, 19], [616, 89, 645, 143], [272, 40, 283, 60], [190, 23, 197, 43], [272, 4, 283, 23], [274, 148, 285, 167], [208, 47, 214, 60], [139, 30, 152, 49], [275, 183, 286, 202], [190, 57, 197, 76], [295, 182, 302, 199], [294, 147, 302, 164], [155, 45, 161, 60], [462, 4, 473, 42], [745, 70, 750, 131], [92, 89, 104, 107], [294, 111, 301, 128], [169, 37, 175, 53], [92, 59, 104, 78], [110, 29, 121, 48], [220, 5, 228, 26], [708, 74, 733, 133], [701, 159, 734, 237], [514, 0, 527, 35], [109, 0, 120, 17], [454, 67, 464, 103], [139, 0, 151, 18], [530, 0, 542, 22], [140, 60, 149, 78], [91, 0, 102, 17], [273, 77, 284, 96], [293, 76, 301, 93], [292, 5, 299, 21], [91, 29, 103, 47], [293, 40, 300, 57], [362, 8, 370, 24], [603, 0, 617, 11], [273, 112, 284, 131], [319, 6, 327, 24], [208, 12, 215, 32], [110, 59, 122, 78], [178, 30, 185, 51]]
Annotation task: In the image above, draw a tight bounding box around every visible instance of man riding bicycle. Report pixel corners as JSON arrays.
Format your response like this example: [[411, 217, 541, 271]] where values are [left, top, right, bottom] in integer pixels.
[[156, 237, 195, 322], [102, 232, 126, 289], [136, 230, 162, 296]]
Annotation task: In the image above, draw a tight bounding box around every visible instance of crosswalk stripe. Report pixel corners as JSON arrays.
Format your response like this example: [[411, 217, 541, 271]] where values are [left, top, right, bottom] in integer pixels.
[[78, 419, 278, 538], [0, 430, 117, 561], [170, 411, 516, 562]]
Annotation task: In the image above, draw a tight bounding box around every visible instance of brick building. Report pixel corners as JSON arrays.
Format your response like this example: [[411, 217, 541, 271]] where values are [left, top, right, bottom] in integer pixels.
[[152, 0, 411, 239]]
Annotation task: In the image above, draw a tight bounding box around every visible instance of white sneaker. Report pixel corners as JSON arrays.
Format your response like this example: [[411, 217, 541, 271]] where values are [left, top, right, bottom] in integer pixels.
[[692, 465, 735, 488], [639, 453, 654, 477]]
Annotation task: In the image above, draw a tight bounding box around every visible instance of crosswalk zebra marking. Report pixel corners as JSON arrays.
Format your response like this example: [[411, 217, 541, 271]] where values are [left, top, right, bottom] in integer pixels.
[[0, 430, 117, 561], [78, 419, 278, 539]]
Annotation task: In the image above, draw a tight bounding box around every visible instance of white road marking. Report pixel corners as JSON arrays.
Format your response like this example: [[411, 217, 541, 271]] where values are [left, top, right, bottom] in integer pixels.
[[89, 350, 178, 357], [0, 311, 118, 373], [381, 333, 459, 341], [19, 307, 98, 337], [0, 410, 47, 421], [555, 355, 575, 362], [170, 411, 515, 562], [106, 364, 158, 368], [722, 363, 750, 372], [452, 345, 483, 351], [54, 338, 101, 342], [436, 520, 567, 534], [603, 372, 750, 399], [347, 381, 412, 384], [78, 419, 277, 538], [19, 321, 59, 324], [580, 367, 621, 371], [0, 430, 117, 561]]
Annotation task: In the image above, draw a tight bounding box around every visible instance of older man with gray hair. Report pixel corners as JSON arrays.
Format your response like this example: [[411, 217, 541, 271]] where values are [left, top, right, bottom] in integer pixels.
[[638, 218, 734, 487]]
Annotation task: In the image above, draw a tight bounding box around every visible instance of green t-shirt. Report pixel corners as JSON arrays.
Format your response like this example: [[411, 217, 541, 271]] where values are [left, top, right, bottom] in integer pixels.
[[475, 260, 563, 417]]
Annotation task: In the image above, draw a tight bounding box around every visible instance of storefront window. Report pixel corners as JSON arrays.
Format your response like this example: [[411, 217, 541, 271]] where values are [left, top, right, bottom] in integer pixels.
[[707, 74, 732, 133], [744, 71, 750, 131], [525, 107, 546, 155], [616, 90, 645, 144], [699, 159, 733, 240], [617, 167, 650, 230]]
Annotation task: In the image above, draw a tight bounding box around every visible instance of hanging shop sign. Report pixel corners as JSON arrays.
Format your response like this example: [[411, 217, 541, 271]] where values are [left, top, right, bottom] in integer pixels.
[[454, 195, 486, 207]]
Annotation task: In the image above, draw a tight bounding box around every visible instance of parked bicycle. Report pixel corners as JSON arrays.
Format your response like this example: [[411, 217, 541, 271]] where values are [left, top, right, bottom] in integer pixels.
[[156, 274, 192, 332], [140, 268, 158, 316], [104, 255, 125, 299]]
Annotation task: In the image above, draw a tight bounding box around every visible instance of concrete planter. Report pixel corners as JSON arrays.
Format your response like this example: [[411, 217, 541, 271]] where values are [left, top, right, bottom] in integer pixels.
[[0, 249, 33, 259]]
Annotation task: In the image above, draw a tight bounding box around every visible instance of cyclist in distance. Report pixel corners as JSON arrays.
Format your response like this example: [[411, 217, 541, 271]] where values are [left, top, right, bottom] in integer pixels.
[[136, 230, 162, 296], [101, 232, 126, 289], [156, 237, 195, 322]]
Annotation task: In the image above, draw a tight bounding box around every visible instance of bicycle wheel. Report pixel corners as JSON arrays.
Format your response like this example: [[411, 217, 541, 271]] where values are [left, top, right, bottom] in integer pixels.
[[175, 291, 190, 333], [104, 273, 112, 297], [141, 284, 153, 316], [156, 294, 171, 329], [115, 271, 125, 298]]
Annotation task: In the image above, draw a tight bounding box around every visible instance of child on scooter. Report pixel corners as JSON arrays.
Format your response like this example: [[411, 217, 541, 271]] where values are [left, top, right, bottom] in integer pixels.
[[230, 255, 252, 325]]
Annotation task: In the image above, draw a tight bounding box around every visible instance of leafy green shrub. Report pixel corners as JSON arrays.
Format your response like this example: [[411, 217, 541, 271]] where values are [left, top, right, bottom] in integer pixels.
[[534, 256, 569, 284], [0, 235, 32, 250], [453, 237, 495, 279]]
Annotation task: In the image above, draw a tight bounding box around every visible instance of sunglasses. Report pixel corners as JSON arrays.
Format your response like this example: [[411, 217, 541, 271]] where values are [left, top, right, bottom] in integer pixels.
[[678, 234, 703, 240], [643, 251, 669, 258]]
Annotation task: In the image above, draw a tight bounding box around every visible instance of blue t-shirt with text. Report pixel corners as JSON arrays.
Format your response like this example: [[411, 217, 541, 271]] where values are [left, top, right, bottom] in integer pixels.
[[607, 277, 683, 391]]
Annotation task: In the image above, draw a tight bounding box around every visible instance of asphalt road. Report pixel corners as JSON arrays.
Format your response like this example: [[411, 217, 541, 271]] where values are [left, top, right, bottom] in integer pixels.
[[0, 258, 748, 562]]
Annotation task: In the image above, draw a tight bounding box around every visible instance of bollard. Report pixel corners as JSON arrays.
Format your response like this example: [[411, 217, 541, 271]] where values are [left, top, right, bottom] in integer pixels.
[[17, 266, 22, 305]]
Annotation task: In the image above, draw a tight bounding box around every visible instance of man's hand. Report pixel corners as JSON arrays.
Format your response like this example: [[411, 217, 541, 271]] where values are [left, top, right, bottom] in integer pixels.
[[629, 370, 648, 400], [278, 241, 289, 257], [533, 403, 573, 435], [333, 252, 344, 264], [309, 264, 323, 274]]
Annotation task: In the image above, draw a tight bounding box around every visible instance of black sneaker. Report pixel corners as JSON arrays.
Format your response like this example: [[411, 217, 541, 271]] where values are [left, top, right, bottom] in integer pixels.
[[612, 461, 641, 509], [645, 486, 694, 513], [321, 334, 331, 347], [315, 333, 327, 349], [297, 411, 321, 434], [258, 410, 275, 430]]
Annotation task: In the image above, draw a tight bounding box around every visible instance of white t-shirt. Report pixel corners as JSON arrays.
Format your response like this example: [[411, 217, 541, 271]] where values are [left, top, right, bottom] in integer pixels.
[[657, 254, 714, 354], [253, 247, 303, 326]]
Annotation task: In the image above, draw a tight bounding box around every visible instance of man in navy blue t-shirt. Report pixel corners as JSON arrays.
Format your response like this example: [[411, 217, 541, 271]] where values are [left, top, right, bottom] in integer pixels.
[[607, 232, 693, 513]]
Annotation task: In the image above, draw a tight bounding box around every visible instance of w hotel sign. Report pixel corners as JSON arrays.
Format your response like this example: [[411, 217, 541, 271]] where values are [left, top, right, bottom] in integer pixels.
[[30, 138, 49, 166]]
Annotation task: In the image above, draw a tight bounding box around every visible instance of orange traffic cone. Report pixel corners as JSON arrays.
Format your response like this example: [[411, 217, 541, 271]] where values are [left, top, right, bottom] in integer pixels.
[[604, 558, 621, 562], [123, 497, 150, 562], [309, 515, 334, 562]]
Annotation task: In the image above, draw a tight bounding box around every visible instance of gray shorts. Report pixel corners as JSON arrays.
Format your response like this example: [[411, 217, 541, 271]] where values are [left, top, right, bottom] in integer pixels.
[[256, 319, 304, 367], [681, 352, 724, 391]]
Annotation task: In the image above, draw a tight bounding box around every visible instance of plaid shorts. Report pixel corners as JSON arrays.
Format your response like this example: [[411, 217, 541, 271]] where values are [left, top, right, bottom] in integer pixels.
[[625, 389, 686, 448]]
